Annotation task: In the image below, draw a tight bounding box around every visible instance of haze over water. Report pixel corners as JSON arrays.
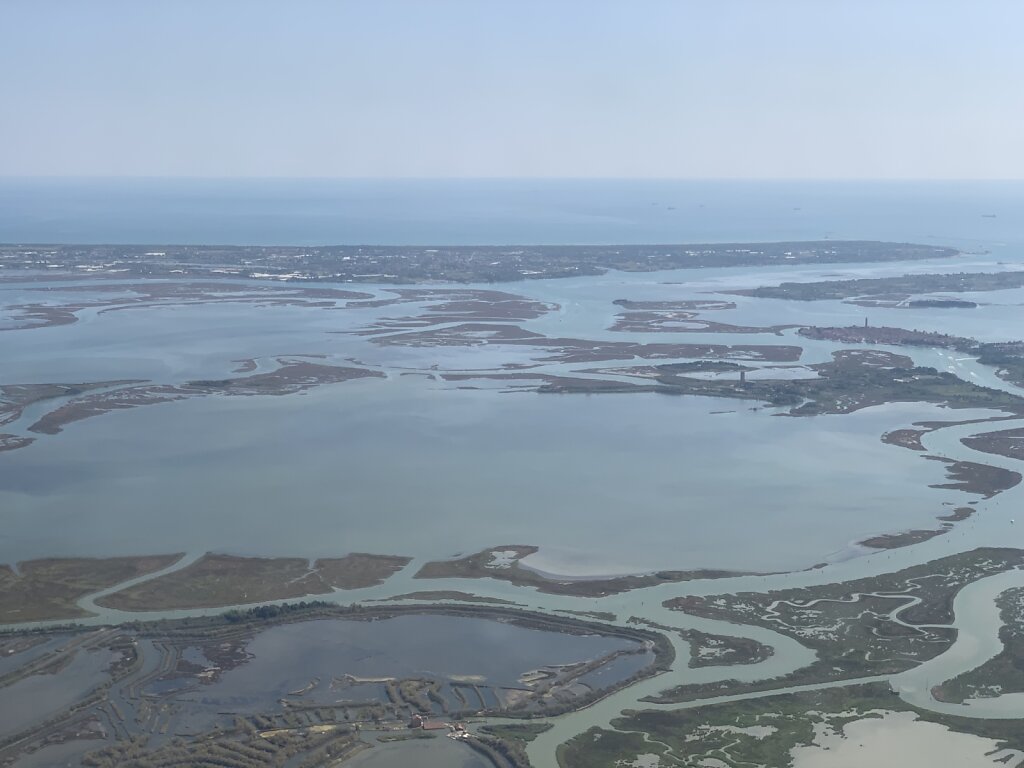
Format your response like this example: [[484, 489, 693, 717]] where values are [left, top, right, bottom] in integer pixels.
[[2, 178, 1023, 248]]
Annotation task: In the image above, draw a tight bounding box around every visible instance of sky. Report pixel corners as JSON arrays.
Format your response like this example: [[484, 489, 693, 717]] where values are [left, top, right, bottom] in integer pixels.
[[1, 0, 1022, 179]]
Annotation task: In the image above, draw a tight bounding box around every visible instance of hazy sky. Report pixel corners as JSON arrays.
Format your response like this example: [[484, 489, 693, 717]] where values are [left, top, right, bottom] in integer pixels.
[[2, 0, 1022, 178]]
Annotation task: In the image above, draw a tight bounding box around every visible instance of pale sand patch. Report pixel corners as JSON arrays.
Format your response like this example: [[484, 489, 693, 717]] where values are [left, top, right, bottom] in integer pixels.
[[686, 724, 777, 742], [617, 755, 661, 768], [791, 711, 1024, 768], [486, 550, 521, 569]]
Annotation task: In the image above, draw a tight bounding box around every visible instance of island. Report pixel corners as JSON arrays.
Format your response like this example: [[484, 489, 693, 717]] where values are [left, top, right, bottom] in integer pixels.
[[0, 241, 958, 285], [96, 553, 412, 611], [559, 683, 1024, 768], [656, 547, 1024, 702], [732, 270, 1024, 303], [414, 545, 752, 597]]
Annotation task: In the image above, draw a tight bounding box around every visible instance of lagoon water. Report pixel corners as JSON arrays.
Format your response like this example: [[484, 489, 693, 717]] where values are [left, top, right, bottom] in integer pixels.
[[190, 615, 636, 704], [2, 179, 1024, 575], [0, 331, 988, 573], [346, 736, 487, 768]]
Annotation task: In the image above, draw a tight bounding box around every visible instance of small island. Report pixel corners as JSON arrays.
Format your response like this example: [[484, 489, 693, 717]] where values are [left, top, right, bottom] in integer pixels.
[[414, 545, 751, 597]]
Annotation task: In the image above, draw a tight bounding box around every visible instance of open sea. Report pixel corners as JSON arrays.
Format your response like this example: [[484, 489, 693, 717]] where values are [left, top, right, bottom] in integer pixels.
[[1, 178, 1022, 248]]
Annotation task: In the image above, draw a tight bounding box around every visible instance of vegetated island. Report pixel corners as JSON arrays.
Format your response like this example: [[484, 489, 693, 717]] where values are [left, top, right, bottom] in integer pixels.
[[0, 434, 33, 453], [0, 241, 958, 284], [609, 298, 796, 335], [883, 414, 1022, 452], [675, 628, 775, 668], [925, 455, 1020, 499], [0, 281, 373, 331], [0, 380, 145, 435], [558, 682, 1024, 768], [1, 282, 552, 332], [909, 298, 978, 308], [96, 553, 411, 611], [364, 320, 803, 363], [797, 324, 1024, 388], [654, 547, 1024, 703], [934, 585, 1024, 704], [963, 426, 1024, 461], [731, 270, 1024, 304], [0, 555, 183, 623], [28, 361, 384, 437], [414, 545, 753, 597], [373, 590, 521, 606], [539, 348, 1024, 417]]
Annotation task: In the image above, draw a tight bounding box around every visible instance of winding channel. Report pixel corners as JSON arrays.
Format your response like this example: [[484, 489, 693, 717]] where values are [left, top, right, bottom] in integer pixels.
[[6, 325, 1024, 765]]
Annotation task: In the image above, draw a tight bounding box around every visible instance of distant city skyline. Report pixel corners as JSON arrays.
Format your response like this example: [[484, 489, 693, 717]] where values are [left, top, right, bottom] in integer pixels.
[[2, 0, 1022, 179]]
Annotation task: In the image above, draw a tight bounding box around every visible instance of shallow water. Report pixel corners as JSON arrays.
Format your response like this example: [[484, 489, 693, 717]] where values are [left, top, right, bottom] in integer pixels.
[[194, 614, 636, 704], [157, 613, 640, 737], [345, 734, 488, 768], [790, 711, 1022, 768], [0, 379, 974, 574], [8, 740, 98, 768], [1, 266, 1004, 574], [0, 648, 113, 739]]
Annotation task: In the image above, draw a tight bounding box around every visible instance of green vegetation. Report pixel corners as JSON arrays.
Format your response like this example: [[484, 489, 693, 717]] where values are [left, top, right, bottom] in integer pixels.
[[469, 732, 533, 768], [378, 590, 519, 605], [561, 683, 1024, 768], [937, 585, 1024, 703], [220, 600, 335, 624], [976, 341, 1024, 387], [677, 628, 774, 668], [798, 324, 973, 349], [735, 270, 1024, 302], [655, 548, 1024, 702], [798, 325, 1024, 389], [557, 728, 664, 768], [544, 348, 1024, 418], [480, 722, 553, 744], [377, 730, 437, 742]]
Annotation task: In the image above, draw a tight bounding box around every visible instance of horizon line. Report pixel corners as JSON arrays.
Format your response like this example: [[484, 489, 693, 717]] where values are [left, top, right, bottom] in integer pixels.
[[2, 175, 1024, 183]]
